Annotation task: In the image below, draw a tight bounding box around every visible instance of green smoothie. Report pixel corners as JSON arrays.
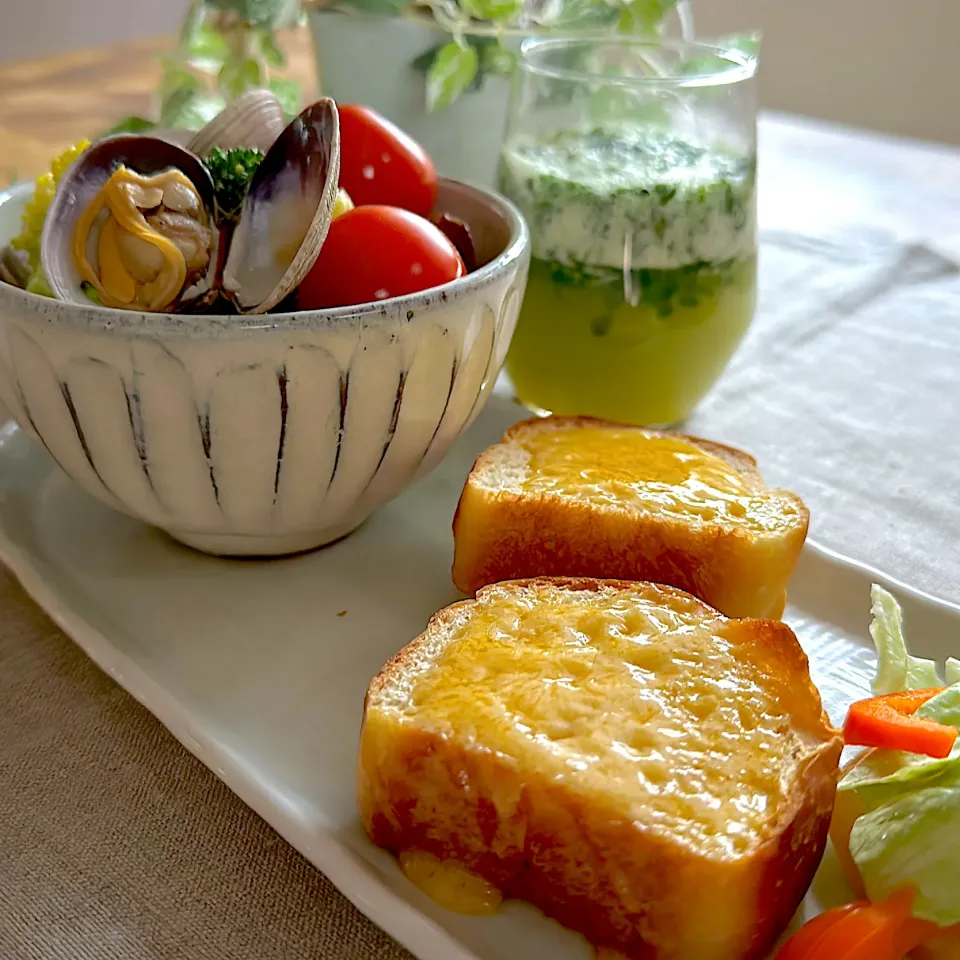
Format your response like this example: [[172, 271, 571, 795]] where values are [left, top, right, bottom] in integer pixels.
[[499, 129, 757, 425]]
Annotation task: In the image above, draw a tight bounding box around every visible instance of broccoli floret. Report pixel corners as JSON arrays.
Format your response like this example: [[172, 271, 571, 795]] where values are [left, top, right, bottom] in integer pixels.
[[204, 147, 264, 224]]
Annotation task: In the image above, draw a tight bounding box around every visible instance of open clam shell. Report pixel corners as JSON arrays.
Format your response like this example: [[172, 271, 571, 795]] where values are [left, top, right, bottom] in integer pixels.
[[0, 245, 29, 289], [40, 135, 219, 311], [187, 89, 286, 157], [222, 98, 341, 315], [152, 128, 197, 149]]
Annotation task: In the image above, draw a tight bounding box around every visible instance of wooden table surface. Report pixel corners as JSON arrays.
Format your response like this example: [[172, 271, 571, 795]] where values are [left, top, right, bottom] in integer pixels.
[[0, 29, 317, 185]]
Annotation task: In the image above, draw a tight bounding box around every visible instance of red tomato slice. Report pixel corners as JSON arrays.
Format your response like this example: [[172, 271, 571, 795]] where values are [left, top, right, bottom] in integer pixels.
[[776, 902, 868, 960], [296, 205, 465, 310], [776, 887, 941, 960], [338, 105, 437, 217], [843, 688, 957, 759]]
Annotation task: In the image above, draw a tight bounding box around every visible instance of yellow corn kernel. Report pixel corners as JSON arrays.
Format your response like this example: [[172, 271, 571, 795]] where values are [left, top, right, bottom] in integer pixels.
[[11, 139, 91, 270], [332, 188, 354, 220]]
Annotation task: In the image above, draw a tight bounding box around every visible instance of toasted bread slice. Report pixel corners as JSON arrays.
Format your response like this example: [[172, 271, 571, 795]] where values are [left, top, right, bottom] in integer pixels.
[[359, 578, 842, 960], [452, 416, 810, 619]]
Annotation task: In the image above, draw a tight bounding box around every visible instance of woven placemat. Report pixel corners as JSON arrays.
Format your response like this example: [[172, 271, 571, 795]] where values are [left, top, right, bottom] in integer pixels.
[[0, 564, 412, 960]]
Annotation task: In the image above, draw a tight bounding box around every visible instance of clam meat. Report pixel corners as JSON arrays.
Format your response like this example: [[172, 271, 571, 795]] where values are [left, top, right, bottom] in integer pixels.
[[41, 136, 220, 313], [72, 166, 214, 311]]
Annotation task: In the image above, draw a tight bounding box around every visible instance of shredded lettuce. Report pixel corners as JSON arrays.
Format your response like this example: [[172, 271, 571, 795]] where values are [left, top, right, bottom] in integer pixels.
[[870, 584, 945, 694], [850, 784, 960, 927], [918, 683, 960, 726], [947, 658, 960, 686], [839, 585, 960, 928]]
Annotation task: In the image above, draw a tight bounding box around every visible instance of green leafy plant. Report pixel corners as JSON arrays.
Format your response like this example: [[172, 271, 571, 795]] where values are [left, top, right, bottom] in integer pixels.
[[423, 42, 480, 111], [111, 0, 700, 136], [105, 0, 304, 139], [318, 0, 683, 112], [411, 35, 516, 102]]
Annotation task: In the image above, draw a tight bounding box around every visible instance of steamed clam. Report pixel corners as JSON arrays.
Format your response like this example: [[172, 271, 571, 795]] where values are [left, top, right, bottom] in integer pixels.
[[0, 245, 29, 289], [187, 88, 286, 156], [222, 98, 340, 314], [39, 96, 341, 316]]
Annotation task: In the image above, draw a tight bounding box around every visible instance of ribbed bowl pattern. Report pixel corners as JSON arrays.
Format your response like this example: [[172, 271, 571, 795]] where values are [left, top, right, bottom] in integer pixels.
[[0, 180, 528, 555]]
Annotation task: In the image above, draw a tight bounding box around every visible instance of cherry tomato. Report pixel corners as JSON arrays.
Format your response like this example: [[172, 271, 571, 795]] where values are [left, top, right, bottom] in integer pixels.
[[297, 205, 465, 309], [338, 105, 437, 217]]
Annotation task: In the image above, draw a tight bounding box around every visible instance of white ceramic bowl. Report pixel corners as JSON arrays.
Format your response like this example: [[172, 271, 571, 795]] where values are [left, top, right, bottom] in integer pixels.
[[0, 179, 529, 555]]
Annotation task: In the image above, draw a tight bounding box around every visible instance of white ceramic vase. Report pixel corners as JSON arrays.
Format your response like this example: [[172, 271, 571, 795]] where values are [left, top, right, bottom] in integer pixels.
[[309, 11, 514, 187]]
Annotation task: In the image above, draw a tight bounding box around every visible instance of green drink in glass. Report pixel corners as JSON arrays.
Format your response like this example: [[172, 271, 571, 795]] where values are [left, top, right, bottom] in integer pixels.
[[499, 38, 758, 426]]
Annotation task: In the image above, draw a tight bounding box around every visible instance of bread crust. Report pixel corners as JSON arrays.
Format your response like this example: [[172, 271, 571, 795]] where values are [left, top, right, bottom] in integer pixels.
[[451, 416, 809, 620], [359, 578, 843, 960]]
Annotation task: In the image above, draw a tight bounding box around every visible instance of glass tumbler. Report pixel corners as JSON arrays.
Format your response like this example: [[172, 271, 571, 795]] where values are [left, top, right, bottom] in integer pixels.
[[498, 37, 758, 426]]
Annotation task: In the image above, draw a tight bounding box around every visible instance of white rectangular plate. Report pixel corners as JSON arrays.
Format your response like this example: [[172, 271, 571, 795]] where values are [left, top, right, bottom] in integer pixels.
[[0, 396, 957, 960]]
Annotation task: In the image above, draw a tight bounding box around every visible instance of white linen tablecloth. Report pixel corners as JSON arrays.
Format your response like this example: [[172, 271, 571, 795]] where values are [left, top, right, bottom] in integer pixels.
[[689, 227, 960, 605]]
